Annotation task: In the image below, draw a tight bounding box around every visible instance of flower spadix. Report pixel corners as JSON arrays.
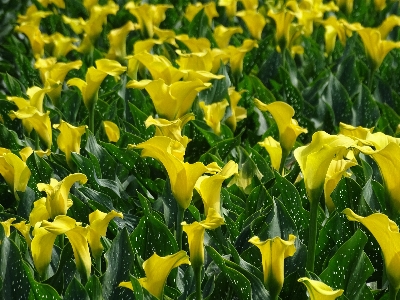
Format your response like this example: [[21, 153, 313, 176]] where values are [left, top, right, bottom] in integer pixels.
[[255, 100, 307, 155], [343, 208, 400, 292], [32, 215, 90, 279], [133, 136, 209, 209], [298, 277, 344, 299], [182, 208, 224, 270], [293, 131, 355, 203], [53, 120, 87, 167], [249, 234, 296, 299], [119, 250, 190, 299]]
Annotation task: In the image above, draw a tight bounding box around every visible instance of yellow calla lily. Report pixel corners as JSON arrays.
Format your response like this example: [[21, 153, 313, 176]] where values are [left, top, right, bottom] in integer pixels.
[[145, 114, 194, 148], [249, 235, 296, 299], [32, 216, 91, 279], [133, 136, 208, 209], [175, 34, 211, 52], [103, 121, 120, 143], [53, 120, 87, 167], [1, 218, 16, 237], [37, 173, 88, 220], [12, 221, 32, 247], [318, 16, 347, 55], [356, 28, 400, 71], [182, 208, 224, 269], [10, 107, 52, 149], [126, 78, 210, 121], [47, 33, 78, 58], [298, 277, 344, 299], [107, 21, 137, 61], [119, 250, 190, 299], [259, 136, 282, 171], [339, 122, 373, 141], [8, 85, 53, 113], [218, 0, 237, 18], [29, 198, 50, 225], [293, 131, 355, 203], [343, 208, 400, 293], [335, 0, 353, 14], [226, 39, 258, 75], [267, 7, 295, 51], [67, 59, 126, 112], [199, 100, 229, 135], [125, 3, 172, 38], [213, 25, 243, 49], [378, 15, 400, 39], [37, 0, 65, 8], [17, 5, 52, 27], [195, 160, 238, 216], [225, 87, 247, 132], [254, 100, 307, 156], [374, 0, 386, 10], [0, 152, 31, 200], [185, 2, 219, 25], [236, 10, 267, 40], [87, 210, 123, 259], [324, 158, 357, 212], [15, 24, 48, 58]]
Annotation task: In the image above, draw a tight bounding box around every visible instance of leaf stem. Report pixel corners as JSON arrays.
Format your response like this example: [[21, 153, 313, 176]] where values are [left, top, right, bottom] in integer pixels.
[[176, 206, 185, 250], [89, 105, 95, 134], [194, 266, 202, 300], [279, 149, 289, 175], [389, 286, 398, 300], [306, 198, 319, 272], [96, 256, 102, 274], [34, 131, 41, 151]]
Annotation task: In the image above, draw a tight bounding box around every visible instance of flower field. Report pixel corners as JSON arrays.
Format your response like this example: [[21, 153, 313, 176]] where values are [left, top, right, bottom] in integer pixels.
[[1, 0, 400, 299]]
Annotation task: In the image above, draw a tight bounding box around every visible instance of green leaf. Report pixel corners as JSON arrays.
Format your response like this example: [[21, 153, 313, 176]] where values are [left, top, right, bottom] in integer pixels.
[[320, 229, 374, 300], [352, 84, 380, 127], [336, 53, 361, 98], [101, 228, 135, 300], [26, 153, 52, 198], [199, 63, 230, 104], [85, 275, 103, 300], [0, 123, 25, 151], [2, 73, 24, 97], [188, 9, 208, 38], [64, 278, 90, 300]]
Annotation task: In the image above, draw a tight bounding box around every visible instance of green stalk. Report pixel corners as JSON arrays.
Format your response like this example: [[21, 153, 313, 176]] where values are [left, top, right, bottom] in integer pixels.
[[368, 69, 375, 91], [89, 105, 95, 134], [176, 206, 185, 250], [389, 286, 398, 300], [34, 131, 41, 151], [306, 198, 319, 272], [279, 149, 289, 175], [96, 256, 102, 274], [194, 266, 202, 300]]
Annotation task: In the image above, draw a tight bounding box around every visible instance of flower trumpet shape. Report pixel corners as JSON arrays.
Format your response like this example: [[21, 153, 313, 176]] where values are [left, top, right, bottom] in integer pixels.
[[236, 10, 267, 40], [298, 277, 344, 299], [226, 39, 258, 75], [53, 120, 87, 167], [185, 2, 219, 25], [31, 216, 91, 279], [199, 100, 229, 135], [133, 136, 209, 209], [258, 136, 282, 171], [0, 152, 31, 200], [103, 121, 120, 143], [119, 250, 190, 299], [195, 160, 238, 216], [182, 208, 224, 270], [87, 210, 123, 259], [255, 100, 307, 155], [1, 218, 16, 237], [67, 59, 126, 112], [249, 235, 296, 299], [107, 21, 137, 61], [225, 87, 247, 132], [213, 25, 243, 49], [293, 131, 355, 203], [344, 208, 400, 292], [35, 173, 87, 220], [126, 78, 210, 120]]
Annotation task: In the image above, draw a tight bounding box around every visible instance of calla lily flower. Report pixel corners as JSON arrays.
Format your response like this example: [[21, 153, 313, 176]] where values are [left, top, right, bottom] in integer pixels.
[[324, 158, 357, 212], [107, 21, 137, 61], [32, 216, 91, 279], [343, 208, 400, 293], [13, 221, 32, 247], [356, 28, 400, 71], [10, 107, 52, 149], [199, 100, 229, 135], [225, 87, 247, 132], [335, 0, 353, 14], [133, 136, 209, 209], [236, 10, 267, 40], [293, 131, 355, 203], [298, 277, 344, 299], [145, 114, 194, 148], [29, 198, 51, 226], [53, 120, 87, 167], [48, 33, 78, 58], [226, 39, 258, 75], [15, 24, 48, 58], [126, 78, 210, 120], [125, 3, 172, 38], [103, 121, 120, 143], [0, 152, 31, 200], [175, 35, 211, 52], [67, 59, 126, 112], [17, 5, 52, 27], [8, 85, 54, 113], [218, 0, 237, 18], [374, 0, 386, 10], [259, 136, 282, 171], [87, 210, 123, 259], [267, 7, 295, 51], [213, 25, 243, 49], [182, 208, 224, 269], [319, 16, 347, 55], [254, 100, 307, 156], [378, 15, 400, 39], [185, 2, 219, 25], [339, 122, 373, 141], [37, 0, 65, 8], [36, 173, 87, 220], [120, 250, 190, 299], [1, 218, 16, 237], [19, 146, 50, 162], [249, 235, 296, 299], [195, 161, 238, 216]]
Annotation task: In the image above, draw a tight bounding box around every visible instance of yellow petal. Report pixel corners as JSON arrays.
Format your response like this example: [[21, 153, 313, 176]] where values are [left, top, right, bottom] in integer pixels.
[[12, 221, 32, 247], [103, 121, 120, 143], [249, 235, 296, 298], [0, 153, 31, 198], [31, 224, 58, 276], [199, 100, 229, 135], [213, 25, 243, 49], [298, 277, 344, 299], [1, 218, 16, 237], [226, 39, 258, 74], [185, 2, 219, 25], [107, 21, 137, 60], [29, 197, 50, 225], [236, 10, 267, 40], [339, 122, 373, 140], [65, 226, 91, 280], [259, 136, 282, 171]]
